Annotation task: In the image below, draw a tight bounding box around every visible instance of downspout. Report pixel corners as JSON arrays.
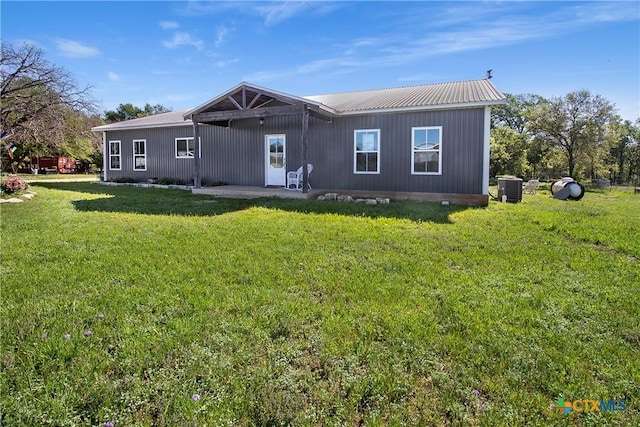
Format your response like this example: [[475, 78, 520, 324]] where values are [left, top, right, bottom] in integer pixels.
[[102, 132, 107, 182], [482, 106, 491, 196]]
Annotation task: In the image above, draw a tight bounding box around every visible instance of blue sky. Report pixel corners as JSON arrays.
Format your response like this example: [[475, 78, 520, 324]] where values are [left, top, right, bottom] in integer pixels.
[[3, 1, 639, 120]]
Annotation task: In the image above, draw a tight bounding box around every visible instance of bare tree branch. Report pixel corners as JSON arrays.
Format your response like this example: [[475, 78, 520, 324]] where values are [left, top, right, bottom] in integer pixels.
[[1, 42, 99, 165]]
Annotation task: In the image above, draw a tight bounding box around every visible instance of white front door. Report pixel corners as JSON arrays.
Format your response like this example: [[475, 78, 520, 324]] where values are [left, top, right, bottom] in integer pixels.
[[265, 134, 286, 186]]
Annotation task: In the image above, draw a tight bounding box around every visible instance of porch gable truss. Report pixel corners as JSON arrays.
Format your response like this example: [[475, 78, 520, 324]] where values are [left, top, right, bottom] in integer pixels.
[[185, 82, 334, 125]]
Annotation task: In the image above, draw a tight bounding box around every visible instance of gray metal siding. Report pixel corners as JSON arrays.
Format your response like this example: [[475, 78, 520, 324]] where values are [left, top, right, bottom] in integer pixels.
[[305, 108, 485, 194], [104, 108, 485, 194]]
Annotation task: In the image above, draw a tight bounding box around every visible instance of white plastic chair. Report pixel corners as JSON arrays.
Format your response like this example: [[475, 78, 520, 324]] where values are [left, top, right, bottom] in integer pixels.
[[286, 164, 313, 190], [523, 179, 539, 194]]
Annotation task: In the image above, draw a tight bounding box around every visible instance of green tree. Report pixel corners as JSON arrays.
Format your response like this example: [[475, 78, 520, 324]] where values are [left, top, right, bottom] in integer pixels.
[[624, 119, 640, 183], [104, 103, 171, 123], [607, 119, 640, 183], [528, 90, 616, 179], [490, 93, 547, 178], [63, 111, 104, 171], [490, 126, 529, 177], [491, 93, 544, 134]]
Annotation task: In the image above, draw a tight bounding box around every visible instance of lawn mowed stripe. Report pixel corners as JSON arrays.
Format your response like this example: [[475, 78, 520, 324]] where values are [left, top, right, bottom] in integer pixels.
[[1, 184, 638, 425]]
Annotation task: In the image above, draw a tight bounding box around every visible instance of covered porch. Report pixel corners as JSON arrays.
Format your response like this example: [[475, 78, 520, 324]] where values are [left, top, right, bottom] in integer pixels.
[[184, 82, 335, 193]]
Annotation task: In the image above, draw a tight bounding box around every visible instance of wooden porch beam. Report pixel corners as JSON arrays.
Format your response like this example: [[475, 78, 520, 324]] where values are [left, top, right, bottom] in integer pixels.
[[242, 87, 247, 109], [247, 92, 263, 109], [301, 106, 310, 194], [228, 96, 244, 111], [192, 120, 201, 189], [194, 104, 304, 122]]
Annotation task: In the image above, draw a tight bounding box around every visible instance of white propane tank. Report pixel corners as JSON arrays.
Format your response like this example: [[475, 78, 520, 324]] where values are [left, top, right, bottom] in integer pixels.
[[551, 177, 585, 201], [569, 183, 582, 198]]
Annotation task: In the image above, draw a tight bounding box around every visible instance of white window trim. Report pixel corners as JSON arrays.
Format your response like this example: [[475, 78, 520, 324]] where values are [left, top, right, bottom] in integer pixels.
[[175, 137, 201, 159], [353, 129, 380, 175], [133, 139, 146, 171], [411, 126, 442, 175], [109, 140, 121, 171]]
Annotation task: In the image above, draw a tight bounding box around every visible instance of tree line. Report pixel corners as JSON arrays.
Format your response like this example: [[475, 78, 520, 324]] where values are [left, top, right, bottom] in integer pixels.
[[2, 42, 639, 182], [0, 43, 170, 173], [491, 93, 640, 184]]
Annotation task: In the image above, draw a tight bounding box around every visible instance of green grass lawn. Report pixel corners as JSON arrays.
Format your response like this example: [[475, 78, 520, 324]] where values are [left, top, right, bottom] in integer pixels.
[[1, 183, 638, 426], [16, 173, 100, 183]]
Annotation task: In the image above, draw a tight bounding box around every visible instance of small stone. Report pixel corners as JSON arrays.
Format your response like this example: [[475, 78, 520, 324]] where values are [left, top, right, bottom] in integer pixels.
[[325, 193, 338, 201], [355, 199, 365, 203], [22, 193, 35, 199], [6, 198, 23, 203], [316, 196, 326, 201], [375, 197, 389, 204], [365, 199, 377, 205]]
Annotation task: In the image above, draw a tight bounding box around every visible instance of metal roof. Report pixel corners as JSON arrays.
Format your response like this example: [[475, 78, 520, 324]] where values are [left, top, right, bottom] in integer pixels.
[[92, 79, 505, 132], [305, 79, 506, 113], [91, 108, 192, 131]]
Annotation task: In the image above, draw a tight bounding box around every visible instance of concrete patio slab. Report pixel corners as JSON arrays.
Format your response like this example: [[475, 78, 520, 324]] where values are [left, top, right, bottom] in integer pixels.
[[192, 185, 315, 199]]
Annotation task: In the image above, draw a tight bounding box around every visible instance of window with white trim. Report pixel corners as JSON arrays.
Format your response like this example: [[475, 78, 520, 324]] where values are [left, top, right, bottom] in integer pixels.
[[412, 126, 442, 174], [109, 140, 121, 170], [133, 139, 146, 170], [175, 137, 201, 158], [354, 129, 380, 174], [176, 137, 194, 158]]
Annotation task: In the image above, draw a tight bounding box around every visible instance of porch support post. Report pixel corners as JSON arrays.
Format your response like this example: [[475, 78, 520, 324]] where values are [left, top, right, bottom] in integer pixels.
[[301, 105, 310, 194], [102, 132, 107, 182], [192, 118, 201, 189]]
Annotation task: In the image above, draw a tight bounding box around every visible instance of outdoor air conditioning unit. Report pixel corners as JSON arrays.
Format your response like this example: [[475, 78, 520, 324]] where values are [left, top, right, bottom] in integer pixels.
[[497, 177, 523, 203]]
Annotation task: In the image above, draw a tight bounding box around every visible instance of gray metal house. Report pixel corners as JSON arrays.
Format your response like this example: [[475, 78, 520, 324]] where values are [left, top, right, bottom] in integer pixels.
[[92, 79, 506, 205]]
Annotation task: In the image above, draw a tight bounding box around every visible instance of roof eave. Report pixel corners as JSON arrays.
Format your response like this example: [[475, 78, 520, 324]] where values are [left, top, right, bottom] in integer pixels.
[[91, 121, 193, 132], [335, 99, 507, 115]]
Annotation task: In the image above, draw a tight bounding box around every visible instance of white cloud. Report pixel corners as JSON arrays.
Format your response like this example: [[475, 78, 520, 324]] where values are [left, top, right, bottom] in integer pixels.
[[397, 73, 438, 83], [54, 38, 100, 58], [255, 1, 313, 26], [226, 1, 640, 89], [159, 20, 180, 30], [217, 58, 240, 68], [107, 71, 119, 81], [178, 0, 342, 26], [163, 32, 204, 50], [215, 26, 229, 48]]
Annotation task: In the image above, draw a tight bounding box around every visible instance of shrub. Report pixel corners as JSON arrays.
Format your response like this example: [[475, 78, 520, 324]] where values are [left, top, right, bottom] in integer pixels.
[[157, 177, 188, 185], [1, 176, 27, 195], [157, 178, 175, 185], [114, 177, 137, 183]]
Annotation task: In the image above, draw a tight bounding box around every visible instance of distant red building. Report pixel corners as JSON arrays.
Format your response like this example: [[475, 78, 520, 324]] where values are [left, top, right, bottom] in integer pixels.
[[19, 156, 79, 174]]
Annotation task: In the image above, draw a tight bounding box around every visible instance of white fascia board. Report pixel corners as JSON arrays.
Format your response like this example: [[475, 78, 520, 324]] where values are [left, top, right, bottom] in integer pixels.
[[91, 122, 193, 132], [334, 100, 507, 116]]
